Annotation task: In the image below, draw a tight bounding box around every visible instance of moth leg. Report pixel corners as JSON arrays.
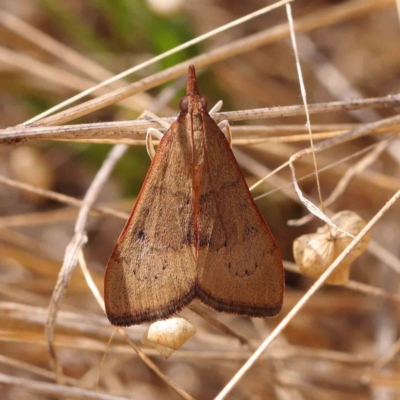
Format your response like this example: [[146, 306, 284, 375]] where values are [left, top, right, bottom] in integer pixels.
[[140, 110, 171, 129], [142, 110, 171, 160], [218, 120, 232, 148], [209, 100, 223, 115], [146, 128, 164, 160], [208, 101, 232, 147]]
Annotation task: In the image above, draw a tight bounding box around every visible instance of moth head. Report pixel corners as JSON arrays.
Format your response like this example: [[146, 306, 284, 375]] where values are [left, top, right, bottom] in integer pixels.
[[179, 95, 208, 114]]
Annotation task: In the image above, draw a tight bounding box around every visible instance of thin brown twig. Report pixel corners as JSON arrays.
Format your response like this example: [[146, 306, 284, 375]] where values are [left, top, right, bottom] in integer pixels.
[[283, 262, 400, 303], [0, 354, 81, 387], [287, 115, 400, 231], [0, 9, 152, 112], [0, 331, 375, 364], [188, 303, 251, 347], [0, 372, 130, 400], [368, 241, 400, 274], [254, 138, 397, 201], [362, 338, 400, 384], [0, 46, 148, 113], [0, 228, 49, 255], [0, 175, 129, 221], [286, 2, 328, 233], [42, 126, 398, 146], [118, 330, 195, 400], [2, 94, 399, 144], [45, 145, 128, 381], [288, 138, 392, 226], [0, 10, 121, 82]]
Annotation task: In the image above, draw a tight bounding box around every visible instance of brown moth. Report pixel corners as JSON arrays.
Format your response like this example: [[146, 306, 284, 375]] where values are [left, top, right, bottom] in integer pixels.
[[104, 65, 284, 326]]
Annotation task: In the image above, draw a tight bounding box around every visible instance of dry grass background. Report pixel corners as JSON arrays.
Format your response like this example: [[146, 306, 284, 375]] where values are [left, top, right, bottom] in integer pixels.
[[0, 0, 400, 399]]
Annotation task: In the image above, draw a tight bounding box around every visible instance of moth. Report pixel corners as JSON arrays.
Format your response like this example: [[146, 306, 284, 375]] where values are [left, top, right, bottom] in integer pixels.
[[104, 65, 284, 326]]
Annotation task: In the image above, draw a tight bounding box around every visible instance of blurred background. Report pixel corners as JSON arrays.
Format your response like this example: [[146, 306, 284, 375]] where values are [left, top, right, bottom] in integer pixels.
[[0, 0, 400, 399]]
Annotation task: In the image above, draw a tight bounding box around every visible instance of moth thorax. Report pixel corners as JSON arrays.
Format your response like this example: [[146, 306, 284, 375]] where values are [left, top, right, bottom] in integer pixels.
[[191, 119, 205, 166]]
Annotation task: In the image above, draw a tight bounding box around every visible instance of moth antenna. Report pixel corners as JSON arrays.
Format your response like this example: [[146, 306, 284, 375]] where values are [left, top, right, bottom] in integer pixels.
[[187, 65, 199, 96]]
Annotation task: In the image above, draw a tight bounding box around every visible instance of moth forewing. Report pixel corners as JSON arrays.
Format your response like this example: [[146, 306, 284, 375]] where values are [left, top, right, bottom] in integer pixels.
[[104, 114, 197, 326], [195, 113, 284, 317]]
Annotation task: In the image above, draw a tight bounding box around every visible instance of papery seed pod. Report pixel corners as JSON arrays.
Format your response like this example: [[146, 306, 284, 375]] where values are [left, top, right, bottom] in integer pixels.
[[147, 317, 196, 350], [142, 317, 196, 357], [293, 210, 370, 284]]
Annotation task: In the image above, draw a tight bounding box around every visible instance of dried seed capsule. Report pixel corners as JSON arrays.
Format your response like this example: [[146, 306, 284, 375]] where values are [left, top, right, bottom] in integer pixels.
[[293, 210, 370, 284], [142, 317, 196, 357]]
